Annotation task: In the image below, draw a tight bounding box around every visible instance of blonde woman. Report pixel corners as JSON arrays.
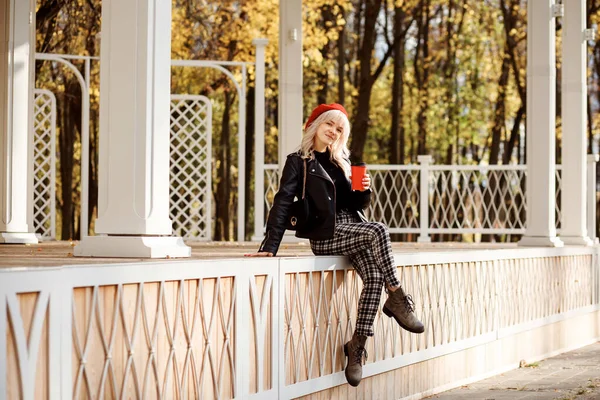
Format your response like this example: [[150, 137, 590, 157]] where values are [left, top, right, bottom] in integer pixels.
[[246, 103, 424, 387]]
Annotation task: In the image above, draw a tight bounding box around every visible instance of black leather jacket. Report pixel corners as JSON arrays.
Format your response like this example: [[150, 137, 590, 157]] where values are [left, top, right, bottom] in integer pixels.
[[259, 151, 371, 255]]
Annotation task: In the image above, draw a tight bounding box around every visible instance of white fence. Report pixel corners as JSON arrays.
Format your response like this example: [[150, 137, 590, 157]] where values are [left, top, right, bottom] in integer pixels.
[[32, 89, 57, 240], [33, 45, 269, 241], [258, 157, 598, 242], [169, 95, 213, 240], [1, 247, 599, 399]]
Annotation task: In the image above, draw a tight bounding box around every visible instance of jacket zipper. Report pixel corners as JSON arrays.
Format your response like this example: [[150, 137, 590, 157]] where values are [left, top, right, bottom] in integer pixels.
[[307, 160, 337, 216]]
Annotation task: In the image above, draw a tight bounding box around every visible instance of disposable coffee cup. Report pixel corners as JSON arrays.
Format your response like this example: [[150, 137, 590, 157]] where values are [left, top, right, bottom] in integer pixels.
[[351, 163, 367, 191]]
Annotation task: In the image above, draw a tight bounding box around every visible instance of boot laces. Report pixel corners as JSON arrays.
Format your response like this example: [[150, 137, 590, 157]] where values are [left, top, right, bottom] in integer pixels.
[[353, 347, 368, 365], [403, 294, 416, 313]]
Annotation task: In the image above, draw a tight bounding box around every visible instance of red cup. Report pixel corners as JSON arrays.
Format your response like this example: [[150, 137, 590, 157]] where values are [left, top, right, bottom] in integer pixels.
[[351, 163, 367, 191]]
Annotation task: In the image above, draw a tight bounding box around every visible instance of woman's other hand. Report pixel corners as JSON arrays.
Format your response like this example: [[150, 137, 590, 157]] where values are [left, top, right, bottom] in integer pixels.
[[244, 252, 274, 257], [362, 173, 371, 190]]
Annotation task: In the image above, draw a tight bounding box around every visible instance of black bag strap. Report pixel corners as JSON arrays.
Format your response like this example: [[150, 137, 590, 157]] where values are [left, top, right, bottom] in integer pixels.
[[301, 158, 307, 200]]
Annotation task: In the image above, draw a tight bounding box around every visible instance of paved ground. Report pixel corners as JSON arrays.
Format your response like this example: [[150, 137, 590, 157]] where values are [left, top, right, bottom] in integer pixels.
[[426, 342, 600, 400]]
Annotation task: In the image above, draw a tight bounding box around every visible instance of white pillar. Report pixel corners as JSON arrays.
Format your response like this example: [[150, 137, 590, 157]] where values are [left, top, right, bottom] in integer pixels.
[[519, 0, 563, 247], [0, 0, 38, 244], [75, 0, 190, 258], [253, 39, 268, 241], [278, 0, 303, 166], [417, 155, 432, 243], [587, 154, 598, 244], [560, 0, 593, 246]]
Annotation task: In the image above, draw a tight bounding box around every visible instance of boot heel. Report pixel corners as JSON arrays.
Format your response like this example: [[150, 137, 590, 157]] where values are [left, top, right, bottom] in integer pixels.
[[343, 343, 348, 357], [382, 306, 393, 318]]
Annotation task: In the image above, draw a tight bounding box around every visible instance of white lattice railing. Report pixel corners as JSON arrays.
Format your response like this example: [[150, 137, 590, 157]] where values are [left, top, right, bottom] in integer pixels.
[[258, 160, 594, 241], [277, 249, 599, 398], [428, 165, 528, 233], [32, 89, 57, 240], [33, 47, 269, 242], [32, 92, 215, 242], [169, 95, 213, 240], [3, 248, 597, 399]]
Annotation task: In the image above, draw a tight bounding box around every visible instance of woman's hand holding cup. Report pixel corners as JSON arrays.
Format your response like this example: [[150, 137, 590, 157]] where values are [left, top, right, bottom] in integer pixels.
[[361, 173, 371, 190]]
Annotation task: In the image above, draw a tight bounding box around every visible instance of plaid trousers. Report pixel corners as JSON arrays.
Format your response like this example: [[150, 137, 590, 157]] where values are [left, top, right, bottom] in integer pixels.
[[310, 210, 401, 337]]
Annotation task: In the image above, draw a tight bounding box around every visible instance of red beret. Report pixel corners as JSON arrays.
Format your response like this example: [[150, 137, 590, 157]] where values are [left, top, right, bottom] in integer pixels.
[[305, 103, 349, 130]]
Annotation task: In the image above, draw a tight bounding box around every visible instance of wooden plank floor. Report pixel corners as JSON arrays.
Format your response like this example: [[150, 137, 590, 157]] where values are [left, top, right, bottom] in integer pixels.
[[0, 240, 515, 269]]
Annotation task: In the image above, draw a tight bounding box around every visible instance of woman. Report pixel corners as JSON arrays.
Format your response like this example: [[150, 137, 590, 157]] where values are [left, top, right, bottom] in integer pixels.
[[245, 103, 424, 387]]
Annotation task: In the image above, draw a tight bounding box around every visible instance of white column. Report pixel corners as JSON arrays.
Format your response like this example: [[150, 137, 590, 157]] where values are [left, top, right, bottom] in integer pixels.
[[417, 155, 432, 243], [75, 0, 190, 257], [253, 39, 268, 241], [587, 154, 599, 244], [560, 0, 593, 246], [519, 0, 563, 247], [278, 0, 303, 166], [0, 0, 38, 244]]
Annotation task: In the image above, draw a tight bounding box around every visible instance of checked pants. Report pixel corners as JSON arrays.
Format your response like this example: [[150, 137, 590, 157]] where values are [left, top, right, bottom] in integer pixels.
[[310, 210, 401, 337]]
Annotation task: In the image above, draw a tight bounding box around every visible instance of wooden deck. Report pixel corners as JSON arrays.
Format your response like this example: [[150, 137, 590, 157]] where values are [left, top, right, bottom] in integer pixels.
[[0, 240, 516, 268]]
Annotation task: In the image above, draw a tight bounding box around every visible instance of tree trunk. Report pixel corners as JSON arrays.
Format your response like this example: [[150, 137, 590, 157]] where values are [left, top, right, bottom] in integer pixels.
[[443, 0, 466, 164], [215, 91, 233, 240], [390, 5, 406, 165], [337, 5, 346, 104], [84, 23, 100, 235], [503, 105, 525, 164], [317, 6, 333, 104], [245, 86, 255, 241], [414, 0, 431, 156], [351, 0, 364, 89], [58, 77, 82, 240], [349, 0, 383, 163], [489, 49, 510, 165]]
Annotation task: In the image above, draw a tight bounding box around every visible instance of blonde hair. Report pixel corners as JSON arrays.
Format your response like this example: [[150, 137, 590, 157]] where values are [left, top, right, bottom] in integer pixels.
[[299, 110, 351, 177]]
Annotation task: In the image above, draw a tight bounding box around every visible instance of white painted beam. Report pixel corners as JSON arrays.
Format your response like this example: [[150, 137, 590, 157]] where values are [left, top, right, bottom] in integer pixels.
[[560, 0, 593, 246], [75, 0, 189, 257], [0, 0, 38, 244], [278, 0, 303, 166], [519, 0, 563, 247]]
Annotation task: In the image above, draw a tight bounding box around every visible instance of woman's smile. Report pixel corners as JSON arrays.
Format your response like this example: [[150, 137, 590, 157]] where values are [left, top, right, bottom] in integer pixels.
[[314, 120, 344, 151]]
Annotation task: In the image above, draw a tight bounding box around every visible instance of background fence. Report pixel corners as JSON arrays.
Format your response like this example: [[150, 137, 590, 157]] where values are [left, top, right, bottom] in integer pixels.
[[258, 157, 598, 243]]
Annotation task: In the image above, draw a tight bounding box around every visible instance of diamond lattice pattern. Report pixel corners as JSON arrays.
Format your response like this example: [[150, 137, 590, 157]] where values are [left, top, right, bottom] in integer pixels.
[[72, 278, 236, 399], [498, 255, 592, 328], [284, 261, 497, 385], [265, 167, 534, 233], [170, 96, 212, 240], [32, 90, 56, 239], [367, 169, 419, 229], [263, 167, 280, 224], [283, 255, 595, 388], [429, 169, 526, 230], [555, 168, 562, 229]]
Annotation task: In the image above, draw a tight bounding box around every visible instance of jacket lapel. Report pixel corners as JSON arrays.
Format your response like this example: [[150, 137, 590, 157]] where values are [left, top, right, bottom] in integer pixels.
[[307, 158, 334, 185]]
